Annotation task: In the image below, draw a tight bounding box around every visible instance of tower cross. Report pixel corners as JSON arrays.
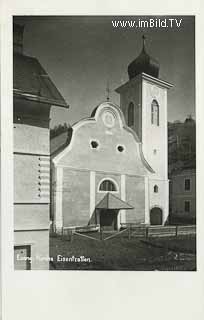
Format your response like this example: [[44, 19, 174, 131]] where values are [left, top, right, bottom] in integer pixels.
[[142, 34, 146, 52], [106, 80, 110, 101]]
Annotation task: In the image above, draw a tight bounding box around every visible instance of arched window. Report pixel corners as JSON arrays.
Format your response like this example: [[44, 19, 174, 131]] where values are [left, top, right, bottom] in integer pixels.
[[99, 179, 117, 192], [135, 105, 139, 134], [151, 100, 159, 126], [154, 185, 159, 193], [128, 102, 134, 127]]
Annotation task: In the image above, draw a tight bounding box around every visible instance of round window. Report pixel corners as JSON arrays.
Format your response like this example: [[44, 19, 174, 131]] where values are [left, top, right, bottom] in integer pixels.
[[90, 140, 99, 149], [117, 145, 124, 152]]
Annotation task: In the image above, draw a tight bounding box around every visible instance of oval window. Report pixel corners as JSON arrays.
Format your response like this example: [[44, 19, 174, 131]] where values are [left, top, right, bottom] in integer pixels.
[[117, 145, 124, 152]]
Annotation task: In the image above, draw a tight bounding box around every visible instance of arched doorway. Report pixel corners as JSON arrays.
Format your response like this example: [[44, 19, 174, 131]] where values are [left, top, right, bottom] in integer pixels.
[[150, 207, 163, 225]]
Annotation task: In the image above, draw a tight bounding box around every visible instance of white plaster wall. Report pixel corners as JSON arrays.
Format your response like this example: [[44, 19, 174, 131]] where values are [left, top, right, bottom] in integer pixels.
[[149, 178, 169, 224], [14, 154, 50, 203], [14, 123, 50, 155], [142, 80, 168, 180]]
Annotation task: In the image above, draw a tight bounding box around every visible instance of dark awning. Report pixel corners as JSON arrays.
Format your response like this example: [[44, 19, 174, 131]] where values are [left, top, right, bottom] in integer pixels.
[[96, 192, 134, 210]]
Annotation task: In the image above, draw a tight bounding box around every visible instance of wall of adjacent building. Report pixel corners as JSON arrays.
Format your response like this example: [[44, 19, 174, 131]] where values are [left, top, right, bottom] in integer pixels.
[[14, 98, 51, 270], [171, 171, 196, 217], [14, 230, 50, 270]]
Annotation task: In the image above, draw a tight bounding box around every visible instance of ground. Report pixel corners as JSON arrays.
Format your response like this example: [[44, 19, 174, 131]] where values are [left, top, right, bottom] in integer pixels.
[[49, 232, 196, 271]]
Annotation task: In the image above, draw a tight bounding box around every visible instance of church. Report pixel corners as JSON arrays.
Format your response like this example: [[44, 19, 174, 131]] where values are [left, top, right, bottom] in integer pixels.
[[51, 37, 173, 232]]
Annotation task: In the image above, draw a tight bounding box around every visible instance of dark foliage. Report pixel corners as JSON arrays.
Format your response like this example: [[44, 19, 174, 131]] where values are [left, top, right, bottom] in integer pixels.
[[50, 122, 71, 138], [168, 116, 196, 175]]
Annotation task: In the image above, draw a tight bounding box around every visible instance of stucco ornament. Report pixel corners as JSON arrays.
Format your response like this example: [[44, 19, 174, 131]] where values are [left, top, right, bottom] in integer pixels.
[[102, 111, 115, 128]]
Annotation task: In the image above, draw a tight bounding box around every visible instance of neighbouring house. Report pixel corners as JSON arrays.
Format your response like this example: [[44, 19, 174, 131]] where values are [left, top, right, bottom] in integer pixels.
[[51, 37, 172, 232], [168, 117, 196, 223], [169, 167, 196, 223], [13, 23, 68, 269]]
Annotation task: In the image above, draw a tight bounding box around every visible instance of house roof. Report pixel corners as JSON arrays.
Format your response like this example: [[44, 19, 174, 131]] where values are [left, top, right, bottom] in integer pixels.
[[50, 131, 71, 156], [13, 53, 68, 108], [96, 192, 134, 210]]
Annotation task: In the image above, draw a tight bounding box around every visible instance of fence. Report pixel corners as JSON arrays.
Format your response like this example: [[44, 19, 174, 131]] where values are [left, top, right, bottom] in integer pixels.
[[120, 224, 196, 239], [57, 224, 196, 242]]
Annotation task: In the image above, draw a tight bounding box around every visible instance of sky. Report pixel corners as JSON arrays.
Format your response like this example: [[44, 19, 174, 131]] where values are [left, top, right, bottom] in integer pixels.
[[14, 16, 195, 128]]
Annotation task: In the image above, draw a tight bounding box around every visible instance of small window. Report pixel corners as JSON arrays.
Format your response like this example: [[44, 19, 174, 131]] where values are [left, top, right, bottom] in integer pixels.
[[90, 140, 99, 149], [99, 179, 117, 192], [184, 200, 190, 213], [151, 100, 159, 126], [128, 102, 134, 127], [117, 145, 124, 152], [184, 178, 191, 191], [154, 185, 158, 193], [14, 245, 31, 270]]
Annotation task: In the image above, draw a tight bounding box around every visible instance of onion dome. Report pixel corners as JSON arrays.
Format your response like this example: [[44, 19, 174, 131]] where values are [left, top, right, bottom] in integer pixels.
[[128, 35, 159, 79]]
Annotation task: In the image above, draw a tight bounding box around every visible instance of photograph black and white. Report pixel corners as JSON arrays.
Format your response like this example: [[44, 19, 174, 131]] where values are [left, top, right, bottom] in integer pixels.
[[13, 15, 196, 271]]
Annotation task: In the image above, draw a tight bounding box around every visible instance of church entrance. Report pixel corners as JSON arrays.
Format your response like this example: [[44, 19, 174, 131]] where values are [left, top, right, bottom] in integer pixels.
[[99, 209, 118, 231], [150, 207, 163, 225]]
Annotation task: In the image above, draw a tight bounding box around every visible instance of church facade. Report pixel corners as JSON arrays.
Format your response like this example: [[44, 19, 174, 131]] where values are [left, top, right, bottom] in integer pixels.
[[52, 38, 172, 231]]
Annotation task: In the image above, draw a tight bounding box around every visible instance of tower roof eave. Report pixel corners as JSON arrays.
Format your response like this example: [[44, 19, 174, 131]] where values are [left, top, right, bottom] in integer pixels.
[[115, 73, 173, 94]]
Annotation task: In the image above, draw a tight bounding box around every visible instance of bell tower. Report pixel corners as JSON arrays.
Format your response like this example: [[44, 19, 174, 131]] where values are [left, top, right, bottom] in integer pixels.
[[116, 36, 173, 225], [116, 36, 173, 180]]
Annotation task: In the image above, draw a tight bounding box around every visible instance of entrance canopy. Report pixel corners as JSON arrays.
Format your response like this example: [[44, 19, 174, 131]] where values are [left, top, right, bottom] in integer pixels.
[[96, 192, 134, 210]]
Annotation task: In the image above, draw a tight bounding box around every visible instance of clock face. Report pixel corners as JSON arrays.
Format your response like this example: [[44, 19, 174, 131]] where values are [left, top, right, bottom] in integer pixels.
[[102, 111, 115, 128]]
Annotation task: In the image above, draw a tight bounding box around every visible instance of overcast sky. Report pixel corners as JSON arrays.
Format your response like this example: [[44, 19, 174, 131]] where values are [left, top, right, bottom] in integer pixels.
[[14, 16, 195, 128]]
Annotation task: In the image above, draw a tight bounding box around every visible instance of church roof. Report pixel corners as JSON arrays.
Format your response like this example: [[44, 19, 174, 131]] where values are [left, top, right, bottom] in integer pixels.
[[128, 36, 159, 79], [96, 192, 134, 210], [50, 129, 73, 156], [13, 52, 68, 108]]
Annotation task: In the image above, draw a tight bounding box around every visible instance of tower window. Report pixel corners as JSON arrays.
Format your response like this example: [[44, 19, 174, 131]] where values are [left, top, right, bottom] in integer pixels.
[[99, 179, 117, 192], [154, 185, 159, 193], [151, 99, 159, 126], [128, 102, 134, 127]]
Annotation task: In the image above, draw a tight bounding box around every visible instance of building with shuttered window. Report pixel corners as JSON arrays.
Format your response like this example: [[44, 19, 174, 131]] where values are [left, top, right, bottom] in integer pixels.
[[13, 24, 68, 269]]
